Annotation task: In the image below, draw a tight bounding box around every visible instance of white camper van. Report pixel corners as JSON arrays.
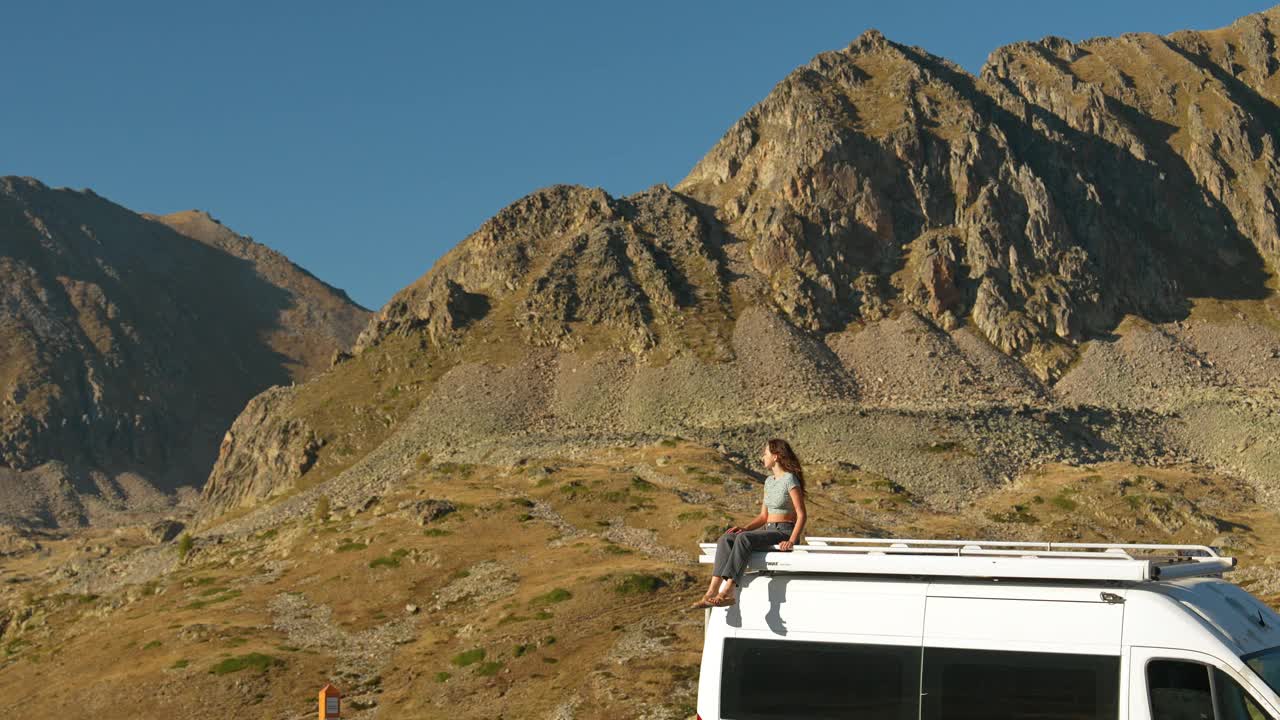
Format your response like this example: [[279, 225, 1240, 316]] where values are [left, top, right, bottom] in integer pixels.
[[695, 537, 1280, 720]]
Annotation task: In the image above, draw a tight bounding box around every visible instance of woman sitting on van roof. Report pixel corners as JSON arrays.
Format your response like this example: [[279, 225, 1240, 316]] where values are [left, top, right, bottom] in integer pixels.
[[692, 438, 807, 609]]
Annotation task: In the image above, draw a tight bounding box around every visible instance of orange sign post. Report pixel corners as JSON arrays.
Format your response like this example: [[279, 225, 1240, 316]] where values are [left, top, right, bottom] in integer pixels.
[[319, 683, 341, 720]]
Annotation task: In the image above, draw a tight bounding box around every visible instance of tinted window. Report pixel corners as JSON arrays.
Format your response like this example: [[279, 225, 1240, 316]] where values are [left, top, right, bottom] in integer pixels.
[[922, 647, 1120, 720], [720, 638, 920, 720], [1215, 668, 1273, 720], [1244, 647, 1280, 701], [1148, 660, 1212, 720]]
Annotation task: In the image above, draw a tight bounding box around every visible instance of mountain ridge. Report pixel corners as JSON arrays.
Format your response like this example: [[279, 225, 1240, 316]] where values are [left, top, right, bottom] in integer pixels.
[[0, 177, 369, 527], [200, 7, 1280, 528]]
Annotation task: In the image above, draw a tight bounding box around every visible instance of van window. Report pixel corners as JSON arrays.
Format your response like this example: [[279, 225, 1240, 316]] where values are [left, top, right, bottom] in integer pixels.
[[1146, 660, 1275, 720], [921, 647, 1120, 720], [719, 638, 920, 720], [1148, 660, 1213, 720], [1214, 669, 1272, 720], [1244, 647, 1280, 699]]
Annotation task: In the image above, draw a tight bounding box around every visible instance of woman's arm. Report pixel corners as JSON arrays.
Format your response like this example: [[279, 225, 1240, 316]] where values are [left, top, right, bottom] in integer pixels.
[[778, 488, 806, 551], [732, 503, 768, 533]]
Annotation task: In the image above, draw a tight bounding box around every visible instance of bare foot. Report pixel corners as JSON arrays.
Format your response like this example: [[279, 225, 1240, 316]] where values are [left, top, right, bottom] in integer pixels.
[[689, 594, 715, 610]]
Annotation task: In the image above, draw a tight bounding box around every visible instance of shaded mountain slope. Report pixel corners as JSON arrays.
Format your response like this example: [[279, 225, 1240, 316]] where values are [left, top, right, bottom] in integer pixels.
[[0, 178, 368, 527]]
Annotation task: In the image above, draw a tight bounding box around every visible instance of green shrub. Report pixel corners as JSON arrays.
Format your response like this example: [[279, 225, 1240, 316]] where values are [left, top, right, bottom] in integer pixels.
[[701, 524, 728, 542], [423, 528, 452, 537], [176, 534, 193, 562], [208, 653, 283, 675], [434, 462, 474, 477], [1049, 494, 1079, 511], [614, 574, 667, 595], [142, 640, 162, 650], [369, 555, 402, 569], [530, 588, 572, 607], [451, 648, 485, 667], [558, 481, 587, 498], [987, 505, 1039, 524], [170, 659, 189, 669], [336, 541, 366, 552], [870, 479, 906, 495], [434, 671, 451, 682], [314, 495, 331, 522], [475, 661, 504, 676]]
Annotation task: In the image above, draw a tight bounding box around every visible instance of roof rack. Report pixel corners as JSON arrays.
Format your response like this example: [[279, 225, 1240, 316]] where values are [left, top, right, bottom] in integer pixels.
[[697, 536, 1236, 582]]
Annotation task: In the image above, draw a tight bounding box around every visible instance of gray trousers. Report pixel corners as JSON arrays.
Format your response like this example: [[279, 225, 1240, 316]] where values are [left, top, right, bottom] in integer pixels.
[[712, 522, 795, 581]]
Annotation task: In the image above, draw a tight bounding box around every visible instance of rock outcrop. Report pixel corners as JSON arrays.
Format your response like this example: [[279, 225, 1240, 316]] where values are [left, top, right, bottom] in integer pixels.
[[199, 386, 322, 519]]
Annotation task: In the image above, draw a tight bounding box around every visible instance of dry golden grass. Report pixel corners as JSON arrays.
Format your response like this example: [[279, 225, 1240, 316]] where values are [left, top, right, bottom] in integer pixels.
[[4, 444, 1280, 718]]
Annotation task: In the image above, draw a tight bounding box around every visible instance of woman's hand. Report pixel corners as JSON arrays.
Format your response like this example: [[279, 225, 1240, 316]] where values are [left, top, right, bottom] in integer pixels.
[[727, 526, 745, 534], [777, 540, 794, 552]]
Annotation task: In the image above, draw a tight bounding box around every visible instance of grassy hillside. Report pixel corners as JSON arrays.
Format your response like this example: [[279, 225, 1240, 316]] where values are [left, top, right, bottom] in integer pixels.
[[3, 444, 1277, 719]]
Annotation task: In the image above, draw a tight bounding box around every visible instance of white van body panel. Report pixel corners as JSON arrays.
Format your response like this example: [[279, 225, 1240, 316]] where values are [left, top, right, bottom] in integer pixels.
[[697, 574, 926, 720], [697, 574, 1280, 720], [729, 574, 927, 640], [923, 593, 1123, 655]]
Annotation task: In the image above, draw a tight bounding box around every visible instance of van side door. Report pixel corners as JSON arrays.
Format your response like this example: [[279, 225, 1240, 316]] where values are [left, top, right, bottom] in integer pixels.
[[1130, 647, 1280, 720], [920, 583, 1125, 720]]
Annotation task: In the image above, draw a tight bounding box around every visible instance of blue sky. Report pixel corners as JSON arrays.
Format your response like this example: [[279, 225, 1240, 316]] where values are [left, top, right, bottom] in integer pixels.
[[3, 2, 1274, 310]]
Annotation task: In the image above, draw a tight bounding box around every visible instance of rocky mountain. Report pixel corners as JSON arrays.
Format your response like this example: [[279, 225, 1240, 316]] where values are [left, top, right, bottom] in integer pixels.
[[0, 178, 369, 527], [7, 8, 1280, 720], [200, 8, 1280, 528]]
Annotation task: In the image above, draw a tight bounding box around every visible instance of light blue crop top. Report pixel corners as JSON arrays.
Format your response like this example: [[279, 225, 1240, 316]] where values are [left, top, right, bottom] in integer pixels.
[[764, 472, 799, 515]]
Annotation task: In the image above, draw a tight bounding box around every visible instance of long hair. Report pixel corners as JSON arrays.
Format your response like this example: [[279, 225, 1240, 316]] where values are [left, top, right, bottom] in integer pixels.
[[767, 438, 805, 492]]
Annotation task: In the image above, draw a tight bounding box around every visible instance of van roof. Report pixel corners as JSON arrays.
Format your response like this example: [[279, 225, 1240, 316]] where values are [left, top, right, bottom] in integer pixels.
[[698, 536, 1236, 583]]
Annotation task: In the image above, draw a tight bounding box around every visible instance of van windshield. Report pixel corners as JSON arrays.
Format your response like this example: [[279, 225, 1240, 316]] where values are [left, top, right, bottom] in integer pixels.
[[1243, 647, 1280, 697]]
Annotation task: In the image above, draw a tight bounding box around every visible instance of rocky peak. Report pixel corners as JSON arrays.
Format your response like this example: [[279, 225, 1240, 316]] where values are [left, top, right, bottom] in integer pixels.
[[356, 184, 733, 358], [674, 11, 1280, 377]]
